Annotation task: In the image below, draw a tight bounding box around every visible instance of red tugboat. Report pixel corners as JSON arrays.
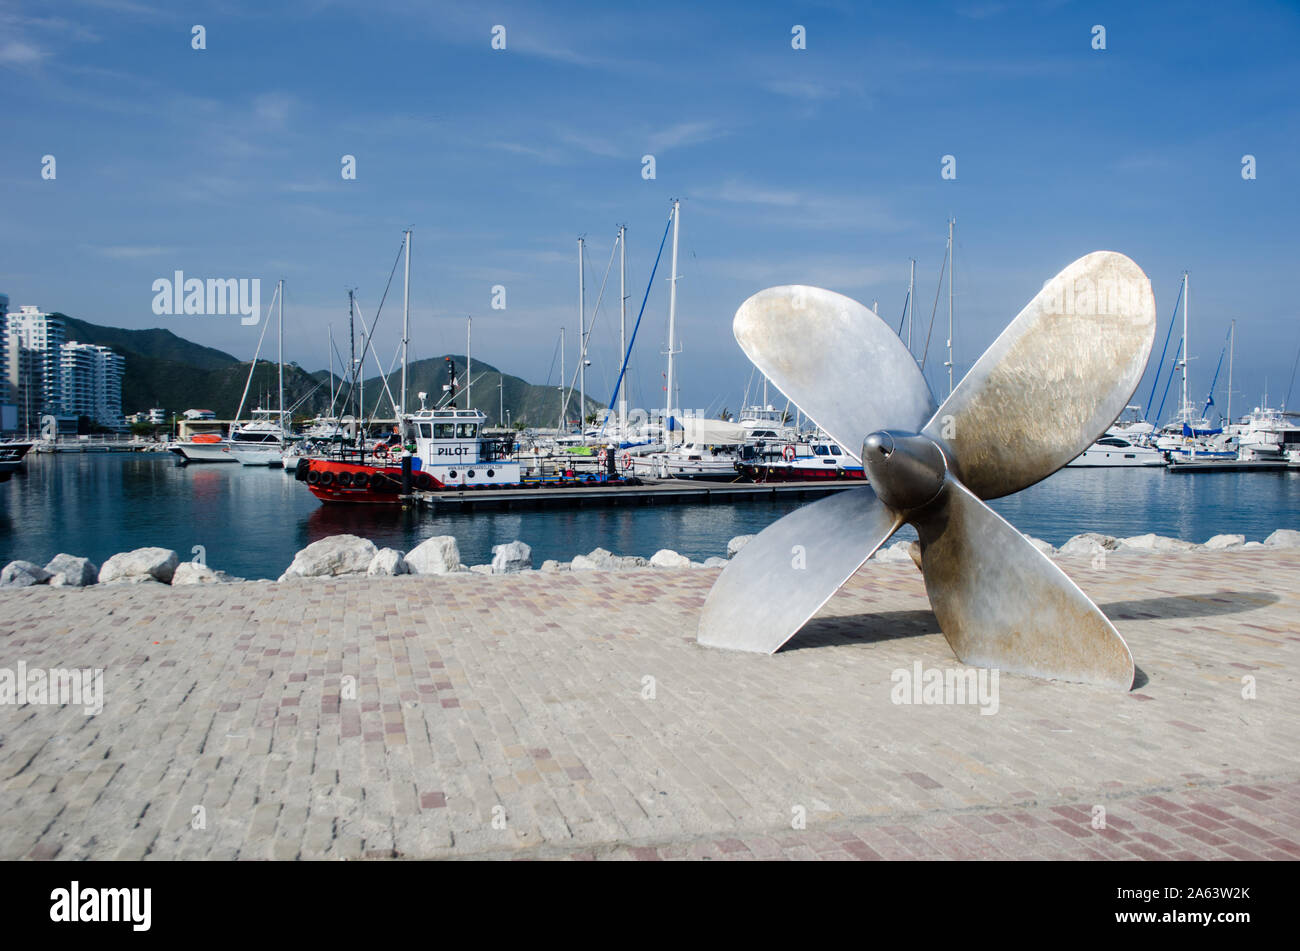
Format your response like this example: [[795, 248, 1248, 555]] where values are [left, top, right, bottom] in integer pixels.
[[296, 406, 524, 504]]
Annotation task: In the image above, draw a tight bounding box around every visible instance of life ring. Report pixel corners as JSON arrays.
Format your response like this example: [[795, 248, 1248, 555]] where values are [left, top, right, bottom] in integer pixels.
[[597, 449, 608, 464], [373, 442, 389, 458], [621, 451, 632, 469], [782, 445, 796, 462]]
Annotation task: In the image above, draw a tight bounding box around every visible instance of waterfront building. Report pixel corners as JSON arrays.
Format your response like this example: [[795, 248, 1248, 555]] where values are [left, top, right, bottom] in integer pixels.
[[5, 305, 65, 432], [60, 341, 126, 430]]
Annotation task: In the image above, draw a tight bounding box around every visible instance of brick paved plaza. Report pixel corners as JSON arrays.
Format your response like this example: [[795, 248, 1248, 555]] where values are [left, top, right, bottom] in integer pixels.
[[1, 550, 1297, 860]]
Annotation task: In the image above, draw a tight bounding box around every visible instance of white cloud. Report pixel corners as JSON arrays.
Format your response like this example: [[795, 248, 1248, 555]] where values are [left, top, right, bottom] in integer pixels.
[[0, 41, 45, 65]]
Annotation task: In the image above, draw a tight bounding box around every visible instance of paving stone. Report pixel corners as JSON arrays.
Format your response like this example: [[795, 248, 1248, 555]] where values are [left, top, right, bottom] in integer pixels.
[[0, 550, 1297, 859]]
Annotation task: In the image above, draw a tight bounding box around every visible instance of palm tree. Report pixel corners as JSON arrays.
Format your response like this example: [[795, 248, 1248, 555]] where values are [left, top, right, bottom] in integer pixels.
[[718, 407, 733, 421]]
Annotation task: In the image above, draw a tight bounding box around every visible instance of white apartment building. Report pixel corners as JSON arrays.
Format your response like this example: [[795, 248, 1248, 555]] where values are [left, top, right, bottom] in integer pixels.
[[5, 305, 65, 432], [5, 306, 126, 432], [60, 342, 126, 430]]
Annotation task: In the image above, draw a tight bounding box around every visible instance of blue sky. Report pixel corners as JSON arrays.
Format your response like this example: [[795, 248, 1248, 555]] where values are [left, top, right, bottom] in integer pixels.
[[3, 0, 1298, 421]]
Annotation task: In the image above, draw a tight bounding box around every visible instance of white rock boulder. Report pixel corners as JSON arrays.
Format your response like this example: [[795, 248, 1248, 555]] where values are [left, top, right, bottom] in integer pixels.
[[727, 535, 754, 559], [1203, 534, 1245, 550], [540, 559, 569, 572], [278, 535, 376, 581], [572, 548, 617, 571], [367, 548, 409, 576], [491, 540, 532, 574], [1022, 535, 1056, 556], [613, 555, 648, 570], [1, 560, 50, 587], [1264, 529, 1300, 549], [1057, 533, 1119, 556], [99, 547, 179, 585], [171, 562, 233, 585], [702, 556, 727, 568], [404, 535, 461, 575], [650, 549, 691, 569], [44, 554, 98, 587], [1119, 533, 1197, 552], [872, 541, 916, 563]]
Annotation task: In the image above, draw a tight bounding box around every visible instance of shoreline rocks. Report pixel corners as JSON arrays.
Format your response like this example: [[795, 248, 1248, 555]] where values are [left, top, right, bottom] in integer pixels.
[[279, 535, 376, 581], [405, 536, 461, 575], [5, 525, 1298, 590], [490, 541, 532, 574], [100, 547, 179, 585], [45, 554, 99, 587]]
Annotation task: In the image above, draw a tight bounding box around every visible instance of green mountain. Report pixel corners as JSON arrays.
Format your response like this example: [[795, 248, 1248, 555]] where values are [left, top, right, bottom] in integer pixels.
[[50, 315, 599, 425]]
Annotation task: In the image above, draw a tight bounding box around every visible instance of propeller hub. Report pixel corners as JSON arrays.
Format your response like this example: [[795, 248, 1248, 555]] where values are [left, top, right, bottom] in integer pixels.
[[861, 430, 947, 512]]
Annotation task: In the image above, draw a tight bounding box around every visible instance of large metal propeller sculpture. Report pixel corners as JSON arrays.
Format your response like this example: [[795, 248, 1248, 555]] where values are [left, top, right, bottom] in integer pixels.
[[698, 251, 1157, 690]]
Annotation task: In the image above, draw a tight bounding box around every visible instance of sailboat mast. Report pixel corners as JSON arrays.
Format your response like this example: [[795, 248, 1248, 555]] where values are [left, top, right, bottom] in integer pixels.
[[665, 199, 681, 448], [908, 258, 916, 352], [619, 225, 627, 438], [1181, 271, 1189, 418], [277, 279, 284, 435], [946, 218, 955, 397], [466, 316, 472, 409], [1227, 319, 1234, 424], [401, 229, 410, 418], [348, 290, 357, 424], [328, 325, 335, 415], [559, 327, 565, 429], [578, 236, 585, 443]]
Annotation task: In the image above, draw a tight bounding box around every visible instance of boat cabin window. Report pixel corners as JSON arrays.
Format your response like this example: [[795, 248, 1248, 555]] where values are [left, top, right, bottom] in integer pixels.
[[813, 445, 829, 455], [829, 445, 843, 455], [434, 423, 455, 439], [418, 423, 432, 438], [1097, 437, 1129, 447], [456, 423, 478, 439]]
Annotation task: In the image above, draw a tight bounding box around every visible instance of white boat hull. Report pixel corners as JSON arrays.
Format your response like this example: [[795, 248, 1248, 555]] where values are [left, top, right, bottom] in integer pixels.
[[1067, 446, 1166, 467], [172, 441, 238, 463]]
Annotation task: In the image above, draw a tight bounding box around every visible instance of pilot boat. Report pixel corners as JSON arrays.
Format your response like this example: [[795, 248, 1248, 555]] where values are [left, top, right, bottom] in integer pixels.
[[297, 408, 523, 503]]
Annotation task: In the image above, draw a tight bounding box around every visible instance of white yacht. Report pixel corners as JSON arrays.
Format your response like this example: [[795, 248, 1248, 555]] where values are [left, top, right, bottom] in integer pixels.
[[228, 408, 290, 466], [1228, 406, 1300, 463], [1067, 432, 1167, 467]]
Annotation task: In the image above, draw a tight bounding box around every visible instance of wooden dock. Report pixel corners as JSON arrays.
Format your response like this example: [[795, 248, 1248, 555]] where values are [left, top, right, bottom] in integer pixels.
[[1167, 458, 1290, 472], [408, 477, 859, 511]]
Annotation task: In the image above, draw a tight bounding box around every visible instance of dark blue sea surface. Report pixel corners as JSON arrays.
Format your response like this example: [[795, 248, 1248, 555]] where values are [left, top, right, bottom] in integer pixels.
[[1, 454, 1297, 580]]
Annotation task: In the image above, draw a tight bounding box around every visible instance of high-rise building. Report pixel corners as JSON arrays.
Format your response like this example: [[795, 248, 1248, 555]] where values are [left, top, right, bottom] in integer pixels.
[[0, 294, 12, 433], [5, 305, 65, 433], [6, 306, 126, 433], [60, 342, 125, 430]]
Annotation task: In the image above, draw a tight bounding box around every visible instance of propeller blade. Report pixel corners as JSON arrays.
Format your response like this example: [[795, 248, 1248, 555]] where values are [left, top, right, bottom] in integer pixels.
[[698, 486, 902, 653], [923, 251, 1157, 499], [734, 286, 936, 460], [912, 477, 1134, 689]]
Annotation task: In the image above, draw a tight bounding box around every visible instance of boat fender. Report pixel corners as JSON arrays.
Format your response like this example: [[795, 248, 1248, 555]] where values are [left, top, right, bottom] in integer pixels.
[[307, 469, 320, 484], [337, 471, 353, 488], [319, 471, 334, 486]]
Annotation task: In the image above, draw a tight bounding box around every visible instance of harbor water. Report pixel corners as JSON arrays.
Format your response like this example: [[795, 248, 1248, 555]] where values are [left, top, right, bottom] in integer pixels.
[[2, 452, 1298, 581]]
